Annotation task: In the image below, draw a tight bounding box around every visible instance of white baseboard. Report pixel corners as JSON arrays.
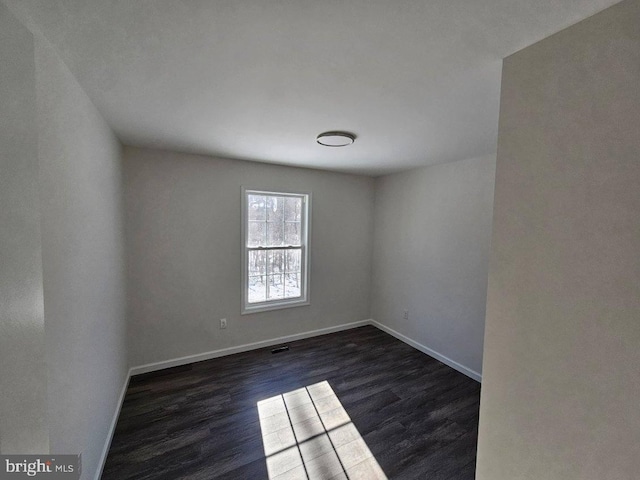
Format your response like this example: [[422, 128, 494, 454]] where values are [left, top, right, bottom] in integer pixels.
[[129, 319, 481, 381], [95, 368, 131, 480], [370, 320, 482, 383], [130, 319, 372, 376]]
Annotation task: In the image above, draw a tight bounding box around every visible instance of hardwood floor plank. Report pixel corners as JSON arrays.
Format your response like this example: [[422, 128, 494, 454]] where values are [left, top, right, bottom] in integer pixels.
[[103, 326, 480, 479]]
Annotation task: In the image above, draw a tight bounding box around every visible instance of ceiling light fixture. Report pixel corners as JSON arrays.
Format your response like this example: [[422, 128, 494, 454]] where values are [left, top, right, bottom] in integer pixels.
[[316, 131, 356, 147]]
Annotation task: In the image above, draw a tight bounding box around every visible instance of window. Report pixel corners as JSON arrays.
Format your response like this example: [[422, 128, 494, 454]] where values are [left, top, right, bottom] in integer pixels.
[[242, 188, 310, 314]]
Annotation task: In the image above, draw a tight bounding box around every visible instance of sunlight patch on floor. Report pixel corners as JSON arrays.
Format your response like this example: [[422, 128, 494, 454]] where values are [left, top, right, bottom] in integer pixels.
[[257, 381, 387, 479]]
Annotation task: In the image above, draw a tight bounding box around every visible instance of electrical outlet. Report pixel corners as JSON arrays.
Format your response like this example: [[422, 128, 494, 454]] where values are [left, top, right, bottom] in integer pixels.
[[220, 318, 227, 329], [403, 310, 409, 320]]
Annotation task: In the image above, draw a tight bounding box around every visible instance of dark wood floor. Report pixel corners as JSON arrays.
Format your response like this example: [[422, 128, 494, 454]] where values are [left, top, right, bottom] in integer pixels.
[[102, 326, 480, 479]]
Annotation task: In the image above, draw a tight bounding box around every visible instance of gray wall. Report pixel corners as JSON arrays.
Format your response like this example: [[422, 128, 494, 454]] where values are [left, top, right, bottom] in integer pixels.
[[371, 155, 496, 377], [0, 4, 128, 478], [124, 147, 374, 367], [476, 1, 640, 478], [0, 3, 48, 454]]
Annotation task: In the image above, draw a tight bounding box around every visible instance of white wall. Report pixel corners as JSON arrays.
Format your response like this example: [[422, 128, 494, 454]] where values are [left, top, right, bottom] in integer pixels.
[[35, 36, 128, 479], [476, 1, 640, 478], [370, 155, 496, 378], [0, 3, 48, 454], [0, 4, 128, 478], [124, 147, 374, 367]]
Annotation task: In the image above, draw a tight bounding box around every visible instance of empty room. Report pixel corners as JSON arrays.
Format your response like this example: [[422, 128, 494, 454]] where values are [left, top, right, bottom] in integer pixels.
[[1, 0, 638, 479]]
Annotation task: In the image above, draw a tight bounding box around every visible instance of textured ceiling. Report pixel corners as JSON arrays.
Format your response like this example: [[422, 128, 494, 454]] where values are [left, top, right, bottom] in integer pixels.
[[6, 0, 621, 175]]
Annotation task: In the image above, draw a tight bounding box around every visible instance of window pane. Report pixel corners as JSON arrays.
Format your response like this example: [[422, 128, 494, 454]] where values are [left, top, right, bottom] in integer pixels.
[[266, 196, 284, 246], [284, 273, 301, 299], [268, 250, 284, 274], [284, 197, 302, 222], [267, 274, 284, 300], [248, 195, 267, 221], [248, 221, 265, 247], [284, 222, 300, 245], [266, 196, 284, 223], [248, 275, 266, 303], [267, 221, 284, 246], [286, 249, 301, 273], [248, 250, 266, 276]]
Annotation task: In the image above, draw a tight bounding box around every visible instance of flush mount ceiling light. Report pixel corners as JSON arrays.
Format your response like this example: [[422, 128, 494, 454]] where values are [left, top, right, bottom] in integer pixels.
[[316, 131, 356, 147]]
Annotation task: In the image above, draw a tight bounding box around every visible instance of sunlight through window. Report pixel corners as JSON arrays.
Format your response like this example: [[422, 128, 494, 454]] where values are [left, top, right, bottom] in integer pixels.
[[257, 381, 387, 479]]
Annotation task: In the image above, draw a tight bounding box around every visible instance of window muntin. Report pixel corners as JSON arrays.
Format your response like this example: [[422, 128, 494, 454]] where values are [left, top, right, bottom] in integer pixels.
[[242, 189, 310, 313]]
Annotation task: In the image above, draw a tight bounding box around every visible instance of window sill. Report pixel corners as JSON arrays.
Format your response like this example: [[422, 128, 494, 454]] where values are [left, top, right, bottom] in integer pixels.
[[241, 299, 310, 315]]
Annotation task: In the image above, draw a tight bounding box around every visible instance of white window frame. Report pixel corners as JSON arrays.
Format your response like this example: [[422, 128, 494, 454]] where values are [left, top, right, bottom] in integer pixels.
[[241, 187, 311, 314]]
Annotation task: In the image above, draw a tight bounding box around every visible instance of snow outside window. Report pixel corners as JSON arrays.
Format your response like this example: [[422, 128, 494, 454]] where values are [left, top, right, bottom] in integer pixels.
[[241, 188, 310, 314]]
